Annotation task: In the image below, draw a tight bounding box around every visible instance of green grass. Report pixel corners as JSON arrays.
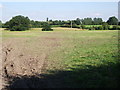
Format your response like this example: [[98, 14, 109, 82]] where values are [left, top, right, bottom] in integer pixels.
[[1, 28, 119, 88], [80, 25, 120, 29], [84, 25, 102, 27], [40, 25, 117, 29], [42, 30, 119, 88]]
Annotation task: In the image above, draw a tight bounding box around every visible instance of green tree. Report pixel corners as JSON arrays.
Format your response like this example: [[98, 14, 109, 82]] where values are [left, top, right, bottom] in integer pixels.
[[75, 18, 81, 25], [82, 18, 93, 25], [93, 18, 103, 25], [42, 23, 53, 31], [47, 17, 49, 22], [107, 16, 118, 25], [6, 15, 30, 31]]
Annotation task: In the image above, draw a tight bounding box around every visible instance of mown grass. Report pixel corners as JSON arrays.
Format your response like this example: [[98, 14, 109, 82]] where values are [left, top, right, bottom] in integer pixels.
[[44, 30, 119, 88], [1, 28, 119, 88]]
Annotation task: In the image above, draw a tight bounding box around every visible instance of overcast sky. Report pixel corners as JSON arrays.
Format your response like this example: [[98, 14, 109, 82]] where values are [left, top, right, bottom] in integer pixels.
[[0, 1, 118, 23]]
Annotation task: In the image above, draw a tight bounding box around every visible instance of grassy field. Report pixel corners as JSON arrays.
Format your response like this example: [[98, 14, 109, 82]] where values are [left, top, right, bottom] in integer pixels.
[[51, 25, 119, 28], [1, 28, 120, 88], [84, 25, 120, 29]]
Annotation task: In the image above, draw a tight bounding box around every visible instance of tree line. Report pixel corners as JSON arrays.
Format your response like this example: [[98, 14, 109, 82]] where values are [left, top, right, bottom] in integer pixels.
[[29, 16, 119, 28], [0, 15, 120, 31]]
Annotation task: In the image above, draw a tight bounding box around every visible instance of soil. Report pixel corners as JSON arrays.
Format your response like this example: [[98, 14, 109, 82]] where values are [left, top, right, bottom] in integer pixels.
[[1, 36, 62, 89]]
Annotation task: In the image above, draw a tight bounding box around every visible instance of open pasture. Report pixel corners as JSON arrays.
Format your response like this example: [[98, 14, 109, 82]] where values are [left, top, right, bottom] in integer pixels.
[[1, 28, 119, 88]]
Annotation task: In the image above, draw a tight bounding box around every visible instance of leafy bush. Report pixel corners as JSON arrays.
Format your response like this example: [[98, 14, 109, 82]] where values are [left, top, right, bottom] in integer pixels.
[[94, 26, 103, 30], [88, 26, 96, 30], [112, 25, 119, 30], [72, 25, 80, 28], [10, 25, 28, 31], [109, 25, 120, 30], [119, 22, 120, 25], [102, 23, 109, 30], [81, 25, 86, 29], [60, 24, 80, 28], [42, 23, 53, 31], [98, 26, 103, 30]]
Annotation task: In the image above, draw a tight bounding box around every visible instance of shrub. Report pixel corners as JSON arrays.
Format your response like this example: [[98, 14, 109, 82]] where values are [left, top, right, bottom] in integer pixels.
[[110, 25, 120, 30], [99, 26, 103, 30], [81, 25, 86, 29], [94, 27, 99, 30], [119, 22, 120, 25], [10, 25, 28, 31], [89, 26, 103, 30], [88, 26, 95, 30], [102, 23, 109, 30], [96, 26, 103, 30], [42, 23, 53, 31], [72, 25, 80, 28]]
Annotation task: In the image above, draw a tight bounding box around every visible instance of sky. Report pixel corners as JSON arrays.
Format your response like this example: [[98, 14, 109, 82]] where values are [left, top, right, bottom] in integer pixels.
[[0, 2, 119, 23], [1, 0, 120, 2]]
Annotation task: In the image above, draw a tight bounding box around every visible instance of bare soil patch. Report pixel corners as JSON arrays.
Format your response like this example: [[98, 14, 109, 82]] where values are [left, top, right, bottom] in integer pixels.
[[2, 35, 62, 89]]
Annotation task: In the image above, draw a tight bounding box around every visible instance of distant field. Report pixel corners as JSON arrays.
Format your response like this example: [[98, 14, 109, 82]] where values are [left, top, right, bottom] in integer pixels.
[[51, 25, 118, 28], [1, 28, 119, 88], [29, 27, 84, 31], [76, 25, 119, 28], [84, 25, 120, 28], [83, 25, 102, 27]]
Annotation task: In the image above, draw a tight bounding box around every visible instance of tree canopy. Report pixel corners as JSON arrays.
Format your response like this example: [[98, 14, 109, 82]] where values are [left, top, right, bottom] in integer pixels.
[[93, 18, 103, 25], [2, 15, 119, 30], [42, 23, 53, 31], [6, 15, 30, 31], [107, 16, 118, 25], [82, 18, 93, 25]]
